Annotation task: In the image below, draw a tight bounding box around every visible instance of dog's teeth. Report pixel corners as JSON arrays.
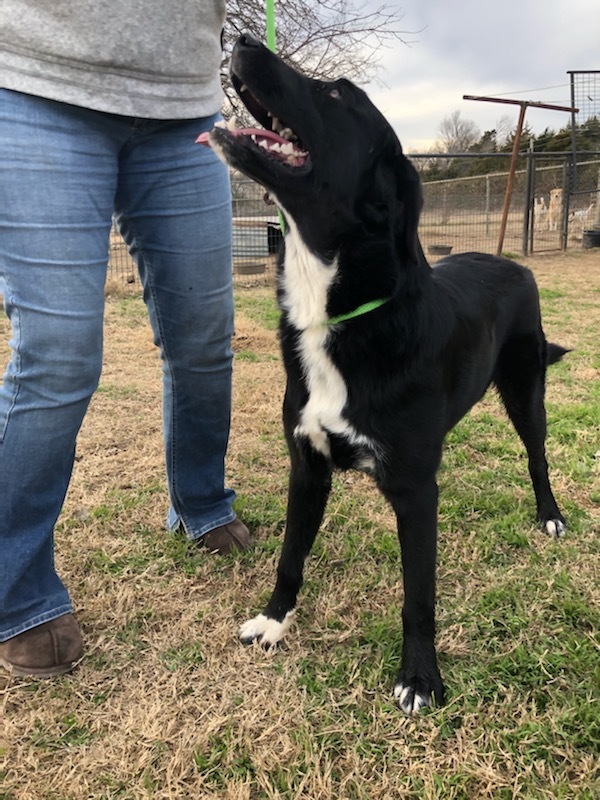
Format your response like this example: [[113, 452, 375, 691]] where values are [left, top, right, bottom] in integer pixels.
[[281, 142, 295, 155], [280, 127, 294, 140], [271, 117, 282, 133], [214, 120, 227, 129], [240, 84, 248, 93], [227, 116, 238, 131]]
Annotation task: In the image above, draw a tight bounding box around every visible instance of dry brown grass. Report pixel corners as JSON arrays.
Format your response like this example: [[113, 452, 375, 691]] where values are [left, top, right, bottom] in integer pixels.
[[1, 251, 599, 799]]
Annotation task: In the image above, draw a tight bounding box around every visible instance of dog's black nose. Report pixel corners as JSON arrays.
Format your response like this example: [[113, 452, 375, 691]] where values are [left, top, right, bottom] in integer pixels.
[[238, 33, 262, 49]]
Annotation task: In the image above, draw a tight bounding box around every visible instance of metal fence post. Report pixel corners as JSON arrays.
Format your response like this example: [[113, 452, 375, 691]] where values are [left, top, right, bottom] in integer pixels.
[[523, 142, 535, 255], [594, 166, 600, 228], [561, 160, 570, 250]]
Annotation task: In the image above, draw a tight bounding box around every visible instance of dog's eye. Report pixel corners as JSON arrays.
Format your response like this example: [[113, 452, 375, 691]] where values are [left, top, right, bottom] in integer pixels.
[[329, 87, 342, 100]]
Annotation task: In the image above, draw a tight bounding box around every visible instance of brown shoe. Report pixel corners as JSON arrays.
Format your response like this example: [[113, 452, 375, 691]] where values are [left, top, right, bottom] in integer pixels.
[[199, 517, 252, 555], [0, 614, 83, 678]]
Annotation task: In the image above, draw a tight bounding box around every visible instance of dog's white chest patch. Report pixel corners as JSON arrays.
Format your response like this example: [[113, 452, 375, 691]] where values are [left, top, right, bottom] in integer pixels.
[[279, 217, 374, 460], [295, 326, 348, 456]]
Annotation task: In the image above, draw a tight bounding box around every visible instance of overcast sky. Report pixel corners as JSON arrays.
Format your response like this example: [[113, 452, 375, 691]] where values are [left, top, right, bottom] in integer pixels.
[[362, 0, 599, 152]]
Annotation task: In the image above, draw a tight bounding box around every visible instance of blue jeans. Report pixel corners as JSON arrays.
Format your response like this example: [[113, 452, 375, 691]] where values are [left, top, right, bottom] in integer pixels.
[[0, 90, 236, 640]]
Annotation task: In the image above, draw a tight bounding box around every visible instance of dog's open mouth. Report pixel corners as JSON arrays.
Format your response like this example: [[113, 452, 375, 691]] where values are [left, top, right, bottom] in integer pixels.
[[197, 120, 308, 168], [197, 78, 309, 170]]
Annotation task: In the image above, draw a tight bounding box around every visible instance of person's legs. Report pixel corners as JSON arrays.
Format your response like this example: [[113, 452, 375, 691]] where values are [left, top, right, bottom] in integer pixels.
[[0, 90, 121, 641], [115, 115, 242, 542]]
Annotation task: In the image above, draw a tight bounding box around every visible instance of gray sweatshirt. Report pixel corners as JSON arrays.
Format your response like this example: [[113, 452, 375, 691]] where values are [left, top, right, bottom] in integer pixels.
[[0, 0, 226, 118]]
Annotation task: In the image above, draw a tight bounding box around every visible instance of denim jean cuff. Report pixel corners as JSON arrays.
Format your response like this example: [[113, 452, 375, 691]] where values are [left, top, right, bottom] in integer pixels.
[[166, 508, 237, 541], [0, 604, 74, 643]]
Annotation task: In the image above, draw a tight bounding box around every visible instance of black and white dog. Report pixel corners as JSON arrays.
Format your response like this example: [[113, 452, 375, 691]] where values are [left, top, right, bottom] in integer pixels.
[[200, 35, 567, 713]]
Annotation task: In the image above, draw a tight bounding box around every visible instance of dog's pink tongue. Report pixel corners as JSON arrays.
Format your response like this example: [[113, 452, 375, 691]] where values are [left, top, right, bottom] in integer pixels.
[[196, 128, 289, 147], [196, 126, 307, 166]]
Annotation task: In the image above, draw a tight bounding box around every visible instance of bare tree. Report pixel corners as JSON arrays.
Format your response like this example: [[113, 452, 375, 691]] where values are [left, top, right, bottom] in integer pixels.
[[436, 110, 480, 153], [222, 1, 411, 117], [494, 114, 514, 148]]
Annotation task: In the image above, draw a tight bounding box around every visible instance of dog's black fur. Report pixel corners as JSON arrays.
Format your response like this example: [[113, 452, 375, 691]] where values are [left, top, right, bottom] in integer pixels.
[[208, 35, 567, 713]]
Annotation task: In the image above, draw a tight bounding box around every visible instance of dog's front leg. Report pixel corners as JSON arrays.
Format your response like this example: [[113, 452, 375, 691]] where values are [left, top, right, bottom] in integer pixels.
[[384, 478, 445, 714], [239, 448, 332, 648]]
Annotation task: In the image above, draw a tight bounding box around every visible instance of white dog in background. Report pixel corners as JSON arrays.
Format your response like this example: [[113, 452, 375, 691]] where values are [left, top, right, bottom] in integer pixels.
[[570, 202, 595, 231], [534, 196, 547, 230]]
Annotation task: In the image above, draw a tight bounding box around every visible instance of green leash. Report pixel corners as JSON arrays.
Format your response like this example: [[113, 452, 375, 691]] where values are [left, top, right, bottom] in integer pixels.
[[266, 0, 277, 51], [326, 297, 391, 325], [265, 1, 286, 234]]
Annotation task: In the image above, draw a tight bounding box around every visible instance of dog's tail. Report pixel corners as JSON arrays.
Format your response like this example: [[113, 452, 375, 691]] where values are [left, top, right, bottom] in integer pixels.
[[547, 342, 571, 366]]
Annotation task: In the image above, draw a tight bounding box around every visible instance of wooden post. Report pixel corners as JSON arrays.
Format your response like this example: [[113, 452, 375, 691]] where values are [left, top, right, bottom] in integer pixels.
[[496, 103, 526, 255]]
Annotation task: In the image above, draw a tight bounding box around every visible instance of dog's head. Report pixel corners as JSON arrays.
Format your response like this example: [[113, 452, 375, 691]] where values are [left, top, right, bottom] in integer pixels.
[[203, 35, 423, 263]]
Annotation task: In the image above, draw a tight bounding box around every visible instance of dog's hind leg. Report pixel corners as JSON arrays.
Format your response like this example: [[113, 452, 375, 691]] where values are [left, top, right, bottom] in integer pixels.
[[494, 336, 566, 537], [239, 447, 332, 648], [382, 478, 445, 714]]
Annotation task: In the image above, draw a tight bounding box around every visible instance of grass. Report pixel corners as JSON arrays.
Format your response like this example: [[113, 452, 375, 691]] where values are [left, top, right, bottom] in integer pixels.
[[1, 251, 599, 799]]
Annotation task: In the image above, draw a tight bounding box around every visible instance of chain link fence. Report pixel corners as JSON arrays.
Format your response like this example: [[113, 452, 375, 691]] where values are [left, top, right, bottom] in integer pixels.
[[414, 154, 600, 256], [108, 153, 600, 282]]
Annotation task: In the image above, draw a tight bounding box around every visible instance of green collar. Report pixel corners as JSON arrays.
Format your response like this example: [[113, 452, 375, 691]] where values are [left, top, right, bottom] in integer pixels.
[[326, 297, 391, 326]]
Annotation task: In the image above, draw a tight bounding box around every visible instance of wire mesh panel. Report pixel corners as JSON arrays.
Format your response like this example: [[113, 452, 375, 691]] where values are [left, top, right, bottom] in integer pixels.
[[231, 177, 281, 280], [414, 160, 522, 255], [570, 71, 600, 149], [528, 160, 568, 252], [108, 221, 136, 283], [569, 70, 600, 231]]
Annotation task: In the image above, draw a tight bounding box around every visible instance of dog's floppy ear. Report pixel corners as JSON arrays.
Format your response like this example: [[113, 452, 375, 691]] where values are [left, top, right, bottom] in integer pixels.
[[392, 147, 423, 265], [360, 133, 424, 267]]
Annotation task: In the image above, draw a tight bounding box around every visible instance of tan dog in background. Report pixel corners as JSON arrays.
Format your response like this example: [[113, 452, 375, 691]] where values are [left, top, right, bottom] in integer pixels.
[[547, 188, 563, 231]]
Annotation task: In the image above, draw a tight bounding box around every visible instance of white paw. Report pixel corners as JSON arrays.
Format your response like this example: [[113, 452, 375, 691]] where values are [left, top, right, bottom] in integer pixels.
[[544, 519, 566, 538], [239, 611, 295, 648], [393, 682, 431, 715]]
